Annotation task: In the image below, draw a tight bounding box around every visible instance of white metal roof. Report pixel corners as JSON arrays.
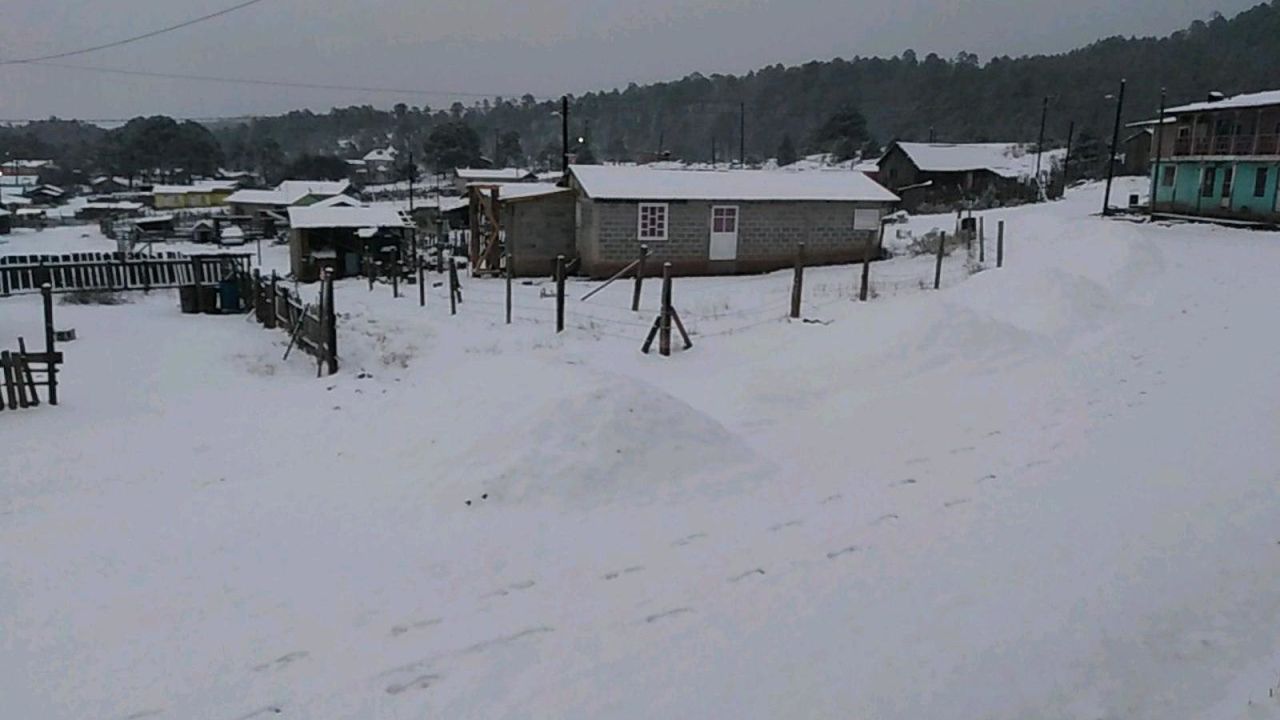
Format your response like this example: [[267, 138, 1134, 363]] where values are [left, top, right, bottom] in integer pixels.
[[1165, 89, 1280, 115], [570, 165, 899, 203], [889, 142, 1050, 179], [287, 206, 412, 230]]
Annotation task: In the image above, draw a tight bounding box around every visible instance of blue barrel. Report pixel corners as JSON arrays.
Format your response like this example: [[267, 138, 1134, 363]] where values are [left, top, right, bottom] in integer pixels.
[[218, 278, 242, 313]]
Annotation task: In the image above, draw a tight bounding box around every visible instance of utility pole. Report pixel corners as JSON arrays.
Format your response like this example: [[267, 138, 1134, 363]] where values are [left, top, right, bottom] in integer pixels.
[[1103, 78, 1127, 216], [1150, 88, 1167, 218], [711, 135, 717, 167], [928, 126, 936, 143], [1034, 96, 1049, 187], [560, 95, 570, 172], [1063, 121, 1076, 187], [739, 102, 746, 167]]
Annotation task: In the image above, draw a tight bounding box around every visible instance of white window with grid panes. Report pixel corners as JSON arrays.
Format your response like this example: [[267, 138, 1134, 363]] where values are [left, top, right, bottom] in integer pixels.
[[638, 203, 668, 241]]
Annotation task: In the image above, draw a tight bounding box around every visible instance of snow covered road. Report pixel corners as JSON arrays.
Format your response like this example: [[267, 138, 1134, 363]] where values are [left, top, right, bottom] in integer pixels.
[[2, 180, 1279, 718]]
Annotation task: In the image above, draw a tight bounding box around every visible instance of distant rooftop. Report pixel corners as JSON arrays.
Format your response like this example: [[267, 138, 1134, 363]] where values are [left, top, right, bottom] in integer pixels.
[[570, 165, 898, 203], [1165, 89, 1280, 115], [888, 142, 1058, 179]]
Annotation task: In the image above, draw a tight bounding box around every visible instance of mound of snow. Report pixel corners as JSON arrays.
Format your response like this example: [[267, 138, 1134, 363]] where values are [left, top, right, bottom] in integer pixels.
[[439, 377, 774, 508]]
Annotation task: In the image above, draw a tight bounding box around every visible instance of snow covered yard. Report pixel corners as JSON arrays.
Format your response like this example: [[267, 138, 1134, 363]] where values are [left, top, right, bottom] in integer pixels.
[[3, 179, 1280, 719]]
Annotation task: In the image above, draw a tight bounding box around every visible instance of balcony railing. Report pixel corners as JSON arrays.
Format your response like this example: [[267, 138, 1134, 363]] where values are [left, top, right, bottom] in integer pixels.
[[1171, 134, 1280, 157]]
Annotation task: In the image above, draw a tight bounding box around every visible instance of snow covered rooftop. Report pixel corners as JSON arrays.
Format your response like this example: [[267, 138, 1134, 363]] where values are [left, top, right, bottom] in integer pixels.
[[467, 182, 571, 203], [889, 142, 1051, 179], [287, 205, 412, 230], [1165, 89, 1280, 115], [152, 182, 236, 195], [455, 168, 536, 181], [363, 148, 398, 163], [311, 194, 366, 208], [227, 180, 351, 207], [570, 165, 899, 203]]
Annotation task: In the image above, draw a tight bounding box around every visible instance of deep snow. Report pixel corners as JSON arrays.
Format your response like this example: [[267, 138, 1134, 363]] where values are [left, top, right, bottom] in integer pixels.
[[2, 179, 1280, 719]]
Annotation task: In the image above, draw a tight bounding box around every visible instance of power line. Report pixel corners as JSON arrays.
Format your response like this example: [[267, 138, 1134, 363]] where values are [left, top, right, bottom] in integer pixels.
[[18, 61, 549, 101], [0, 0, 272, 65]]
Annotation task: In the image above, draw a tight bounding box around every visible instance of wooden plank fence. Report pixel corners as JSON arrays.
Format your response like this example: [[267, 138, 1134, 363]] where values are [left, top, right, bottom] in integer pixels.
[[248, 269, 338, 375], [0, 252, 253, 296], [0, 285, 64, 412]]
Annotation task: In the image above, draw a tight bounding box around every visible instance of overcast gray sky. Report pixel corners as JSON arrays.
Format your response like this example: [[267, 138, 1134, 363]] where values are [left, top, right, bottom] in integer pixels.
[[0, 0, 1260, 121]]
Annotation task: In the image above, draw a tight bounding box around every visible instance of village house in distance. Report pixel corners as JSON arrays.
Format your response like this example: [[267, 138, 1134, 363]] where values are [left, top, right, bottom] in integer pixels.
[[1151, 88, 1280, 224], [476, 165, 899, 278]]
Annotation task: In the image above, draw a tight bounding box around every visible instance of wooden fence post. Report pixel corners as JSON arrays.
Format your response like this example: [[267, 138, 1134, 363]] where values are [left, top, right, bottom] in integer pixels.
[[2, 352, 18, 410], [190, 254, 201, 287], [631, 244, 648, 312], [1, 260, 9, 297], [997, 221, 1005, 268], [418, 243, 426, 308], [322, 268, 338, 375], [934, 231, 946, 290], [659, 262, 673, 357], [555, 254, 566, 333], [42, 283, 57, 406], [266, 272, 279, 328], [790, 242, 805, 319], [251, 268, 261, 320], [860, 225, 879, 302], [505, 250, 513, 325], [979, 217, 986, 264], [391, 262, 400, 299], [449, 257, 459, 316]]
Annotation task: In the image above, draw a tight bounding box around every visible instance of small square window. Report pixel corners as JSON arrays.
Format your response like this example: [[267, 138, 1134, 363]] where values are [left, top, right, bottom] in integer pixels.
[[638, 203, 668, 241], [1161, 166, 1176, 187], [1254, 167, 1270, 198]]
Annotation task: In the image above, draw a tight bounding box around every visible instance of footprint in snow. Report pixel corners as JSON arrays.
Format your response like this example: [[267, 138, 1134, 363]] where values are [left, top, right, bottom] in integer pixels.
[[482, 580, 536, 599], [985, 430, 1003, 437], [768, 520, 803, 532], [892, 478, 918, 487], [645, 608, 694, 624], [232, 707, 283, 720], [820, 494, 843, 505], [252, 651, 309, 672], [944, 498, 971, 509], [121, 711, 164, 720], [949, 446, 976, 455], [386, 674, 441, 696], [906, 457, 931, 466], [871, 513, 899, 526], [827, 546, 860, 560], [603, 566, 645, 581], [673, 533, 707, 547], [390, 618, 442, 637], [977, 473, 998, 483], [1022, 460, 1050, 470]]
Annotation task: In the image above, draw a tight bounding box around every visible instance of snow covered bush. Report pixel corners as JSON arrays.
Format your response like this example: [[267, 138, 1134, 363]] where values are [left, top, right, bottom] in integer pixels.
[[60, 290, 131, 306]]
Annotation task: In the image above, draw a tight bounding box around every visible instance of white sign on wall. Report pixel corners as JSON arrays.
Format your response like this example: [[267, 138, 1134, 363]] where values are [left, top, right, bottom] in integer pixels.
[[853, 208, 882, 231]]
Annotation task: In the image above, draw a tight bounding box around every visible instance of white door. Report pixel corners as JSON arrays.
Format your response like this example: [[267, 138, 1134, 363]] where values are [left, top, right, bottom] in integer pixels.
[[709, 206, 739, 261]]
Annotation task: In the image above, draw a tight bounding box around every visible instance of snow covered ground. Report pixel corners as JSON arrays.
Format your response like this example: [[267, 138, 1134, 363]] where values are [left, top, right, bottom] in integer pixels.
[[3, 178, 1280, 719]]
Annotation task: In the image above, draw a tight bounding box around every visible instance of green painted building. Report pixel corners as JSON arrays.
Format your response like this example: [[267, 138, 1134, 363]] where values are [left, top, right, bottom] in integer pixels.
[[1150, 89, 1280, 224]]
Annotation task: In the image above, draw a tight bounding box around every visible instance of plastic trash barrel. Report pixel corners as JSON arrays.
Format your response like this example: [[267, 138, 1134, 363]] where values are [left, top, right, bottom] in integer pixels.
[[219, 278, 242, 313]]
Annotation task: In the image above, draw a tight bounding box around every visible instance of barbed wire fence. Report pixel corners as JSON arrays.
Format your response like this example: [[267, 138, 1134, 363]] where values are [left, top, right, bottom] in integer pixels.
[[357, 218, 1005, 351]]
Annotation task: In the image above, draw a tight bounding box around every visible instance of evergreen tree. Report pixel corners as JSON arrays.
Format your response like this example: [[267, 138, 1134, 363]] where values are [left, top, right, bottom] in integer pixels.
[[423, 121, 482, 171], [777, 135, 798, 166], [494, 131, 525, 167]]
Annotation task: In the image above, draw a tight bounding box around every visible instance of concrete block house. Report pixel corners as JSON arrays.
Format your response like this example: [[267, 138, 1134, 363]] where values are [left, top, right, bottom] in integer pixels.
[[1152, 89, 1280, 224], [564, 165, 899, 277]]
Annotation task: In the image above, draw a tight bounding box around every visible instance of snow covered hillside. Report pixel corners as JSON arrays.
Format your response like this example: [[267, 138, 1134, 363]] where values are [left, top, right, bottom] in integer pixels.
[[3, 179, 1280, 719]]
